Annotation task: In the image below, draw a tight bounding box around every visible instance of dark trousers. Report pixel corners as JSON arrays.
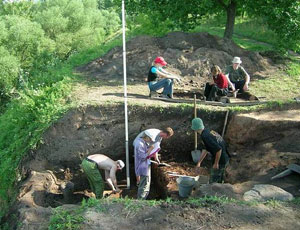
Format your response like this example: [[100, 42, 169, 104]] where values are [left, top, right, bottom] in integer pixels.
[[209, 161, 229, 183], [232, 80, 245, 93], [204, 83, 228, 101]]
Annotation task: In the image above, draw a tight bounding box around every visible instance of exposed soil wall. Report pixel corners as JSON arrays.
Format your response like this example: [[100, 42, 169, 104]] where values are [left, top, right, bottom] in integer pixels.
[[3, 104, 300, 229]]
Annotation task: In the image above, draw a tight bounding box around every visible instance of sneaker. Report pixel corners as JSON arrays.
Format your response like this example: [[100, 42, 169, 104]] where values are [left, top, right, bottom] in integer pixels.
[[159, 94, 169, 99]]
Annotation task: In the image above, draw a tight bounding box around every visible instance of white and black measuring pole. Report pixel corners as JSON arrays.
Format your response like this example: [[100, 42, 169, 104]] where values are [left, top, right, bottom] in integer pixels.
[[122, 0, 130, 189]]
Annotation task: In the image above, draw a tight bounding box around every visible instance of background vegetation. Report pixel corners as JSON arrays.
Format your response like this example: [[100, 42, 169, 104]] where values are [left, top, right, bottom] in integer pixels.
[[0, 0, 299, 225]]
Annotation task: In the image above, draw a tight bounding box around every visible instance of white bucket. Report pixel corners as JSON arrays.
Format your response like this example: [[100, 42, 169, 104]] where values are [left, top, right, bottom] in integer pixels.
[[176, 177, 196, 198]]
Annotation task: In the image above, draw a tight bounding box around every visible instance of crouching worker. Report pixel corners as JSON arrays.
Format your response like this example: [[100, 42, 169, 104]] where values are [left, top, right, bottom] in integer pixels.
[[81, 154, 125, 198], [148, 56, 181, 99], [204, 65, 229, 101], [191, 118, 229, 183]]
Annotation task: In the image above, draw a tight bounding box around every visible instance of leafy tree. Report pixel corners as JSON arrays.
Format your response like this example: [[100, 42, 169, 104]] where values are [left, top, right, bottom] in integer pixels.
[[0, 0, 35, 19], [34, 0, 120, 58], [0, 46, 20, 101], [246, 0, 300, 52], [2, 15, 51, 69], [122, 0, 300, 52], [120, 0, 246, 39]]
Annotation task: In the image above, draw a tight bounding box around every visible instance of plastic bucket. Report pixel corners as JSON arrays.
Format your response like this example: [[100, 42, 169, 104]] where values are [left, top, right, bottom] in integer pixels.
[[176, 177, 195, 198]]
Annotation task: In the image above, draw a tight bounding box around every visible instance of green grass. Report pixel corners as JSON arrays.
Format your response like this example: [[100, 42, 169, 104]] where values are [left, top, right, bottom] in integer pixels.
[[48, 207, 84, 230], [251, 62, 300, 100], [0, 39, 122, 222]]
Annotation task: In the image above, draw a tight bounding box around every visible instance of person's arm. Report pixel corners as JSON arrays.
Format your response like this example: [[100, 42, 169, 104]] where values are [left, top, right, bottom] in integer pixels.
[[146, 145, 154, 156], [213, 149, 222, 169], [241, 67, 250, 91], [225, 73, 235, 91], [108, 166, 120, 193], [136, 141, 149, 161], [196, 149, 208, 167], [154, 153, 160, 164], [156, 68, 180, 81], [218, 73, 227, 89]]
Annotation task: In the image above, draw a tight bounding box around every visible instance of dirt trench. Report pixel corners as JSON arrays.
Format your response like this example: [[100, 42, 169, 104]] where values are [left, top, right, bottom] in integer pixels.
[[4, 103, 296, 220]]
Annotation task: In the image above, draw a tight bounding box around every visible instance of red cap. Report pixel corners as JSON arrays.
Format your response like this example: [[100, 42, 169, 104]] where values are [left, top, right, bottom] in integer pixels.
[[154, 56, 167, 66]]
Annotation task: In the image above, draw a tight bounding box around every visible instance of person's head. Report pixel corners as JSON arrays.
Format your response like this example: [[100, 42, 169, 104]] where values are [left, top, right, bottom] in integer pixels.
[[154, 56, 167, 67], [160, 127, 174, 139], [191, 118, 205, 133], [232, 57, 242, 70], [211, 65, 222, 76], [116, 160, 125, 171], [143, 131, 155, 143]]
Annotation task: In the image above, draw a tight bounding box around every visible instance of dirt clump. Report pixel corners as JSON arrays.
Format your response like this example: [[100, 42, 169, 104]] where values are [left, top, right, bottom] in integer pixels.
[[77, 32, 277, 92]]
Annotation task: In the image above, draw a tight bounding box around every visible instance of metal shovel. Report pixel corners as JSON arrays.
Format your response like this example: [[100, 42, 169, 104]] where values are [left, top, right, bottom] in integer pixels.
[[191, 94, 201, 163]]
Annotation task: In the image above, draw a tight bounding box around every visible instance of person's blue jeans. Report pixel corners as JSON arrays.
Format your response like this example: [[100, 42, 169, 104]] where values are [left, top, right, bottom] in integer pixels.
[[148, 79, 173, 96]]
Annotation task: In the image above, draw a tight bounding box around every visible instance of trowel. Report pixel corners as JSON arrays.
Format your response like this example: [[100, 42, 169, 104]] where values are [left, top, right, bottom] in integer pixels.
[[191, 94, 201, 163]]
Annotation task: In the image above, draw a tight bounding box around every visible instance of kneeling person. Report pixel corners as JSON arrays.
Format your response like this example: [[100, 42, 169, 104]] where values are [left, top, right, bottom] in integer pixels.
[[81, 154, 125, 198], [191, 118, 229, 183]]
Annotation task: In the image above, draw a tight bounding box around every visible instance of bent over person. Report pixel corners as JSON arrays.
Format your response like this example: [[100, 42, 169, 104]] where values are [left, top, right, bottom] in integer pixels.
[[81, 154, 125, 198], [133, 127, 174, 185], [191, 118, 229, 183]]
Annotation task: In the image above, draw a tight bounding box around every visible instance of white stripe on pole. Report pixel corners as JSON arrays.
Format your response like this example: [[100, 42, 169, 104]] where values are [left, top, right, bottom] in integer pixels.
[[122, 0, 130, 189]]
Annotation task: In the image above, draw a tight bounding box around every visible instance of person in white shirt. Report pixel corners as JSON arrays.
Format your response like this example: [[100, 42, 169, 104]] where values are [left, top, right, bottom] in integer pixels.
[[133, 127, 174, 185]]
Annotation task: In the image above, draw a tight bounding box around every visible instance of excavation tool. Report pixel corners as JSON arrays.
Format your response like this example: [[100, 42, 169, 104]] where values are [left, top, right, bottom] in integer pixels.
[[191, 94, 201, 163], [150, 160, 171, 167], [167, 172, 199, 180], [271, 163, 300, 180]]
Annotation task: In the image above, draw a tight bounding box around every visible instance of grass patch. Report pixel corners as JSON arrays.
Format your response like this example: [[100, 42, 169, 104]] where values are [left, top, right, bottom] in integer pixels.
[[0, 39, 122, 222], [48, 207, 84, 230], [251, 64, 300, 101]]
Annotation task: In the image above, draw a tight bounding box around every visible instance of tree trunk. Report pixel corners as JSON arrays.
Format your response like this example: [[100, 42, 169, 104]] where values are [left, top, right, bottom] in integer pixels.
[[224, 1, 237, 39]]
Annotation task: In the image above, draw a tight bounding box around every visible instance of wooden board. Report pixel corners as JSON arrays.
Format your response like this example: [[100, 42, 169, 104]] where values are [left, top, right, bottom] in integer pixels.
[[150, 96, 267, 107]]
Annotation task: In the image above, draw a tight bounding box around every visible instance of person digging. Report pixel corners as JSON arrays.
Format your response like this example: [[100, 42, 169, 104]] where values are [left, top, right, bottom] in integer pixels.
[[81, 154, 125, 198], [191, 118, 230, 183]]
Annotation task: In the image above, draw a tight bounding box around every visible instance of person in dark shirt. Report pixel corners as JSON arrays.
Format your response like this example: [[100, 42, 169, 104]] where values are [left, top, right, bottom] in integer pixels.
[[191, 118, 229, 183], [204, 65, 229, 101], [147, 56, 181, 99]]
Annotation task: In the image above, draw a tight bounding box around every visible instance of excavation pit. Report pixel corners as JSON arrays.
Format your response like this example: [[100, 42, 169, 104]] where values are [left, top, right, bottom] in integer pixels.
[[17, 104, 300, 210]]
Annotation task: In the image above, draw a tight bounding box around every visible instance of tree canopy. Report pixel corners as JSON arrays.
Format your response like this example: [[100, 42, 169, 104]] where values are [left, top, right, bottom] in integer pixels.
[[124, 0, 300, 51], [0, 0, 120, 102]]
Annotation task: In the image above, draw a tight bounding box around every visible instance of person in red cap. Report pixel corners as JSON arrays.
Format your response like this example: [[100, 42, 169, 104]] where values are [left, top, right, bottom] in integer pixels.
[[147, 56, 181, 99]]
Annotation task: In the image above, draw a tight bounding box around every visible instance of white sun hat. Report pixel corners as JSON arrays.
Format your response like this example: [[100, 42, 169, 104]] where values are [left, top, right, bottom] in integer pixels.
[[117, 160, 125, 169], [232, 56, 242, 64]]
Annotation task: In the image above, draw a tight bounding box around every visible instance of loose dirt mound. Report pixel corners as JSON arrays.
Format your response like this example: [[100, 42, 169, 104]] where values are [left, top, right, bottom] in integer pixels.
[[77, 32, 277, 89]]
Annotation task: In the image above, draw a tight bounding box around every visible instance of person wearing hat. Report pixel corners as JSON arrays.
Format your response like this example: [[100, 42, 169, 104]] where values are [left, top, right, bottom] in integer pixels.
[[225, 56, 250, 95], [147, 56, 181, 99], [133, 127, 174, 186], [191, 118, 229, 183], [81, 154, 125, 198]]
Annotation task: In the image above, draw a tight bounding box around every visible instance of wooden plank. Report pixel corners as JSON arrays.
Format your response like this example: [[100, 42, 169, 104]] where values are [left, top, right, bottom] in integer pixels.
[[150, 96, 268, 107]]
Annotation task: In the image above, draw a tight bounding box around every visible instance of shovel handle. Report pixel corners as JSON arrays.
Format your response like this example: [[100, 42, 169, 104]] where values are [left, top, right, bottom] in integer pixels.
[[194, 94, 197, 150]]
